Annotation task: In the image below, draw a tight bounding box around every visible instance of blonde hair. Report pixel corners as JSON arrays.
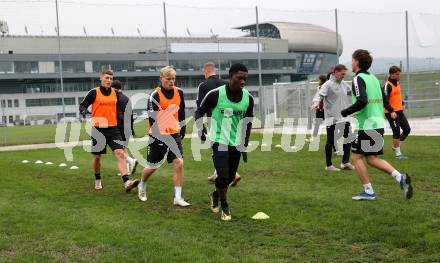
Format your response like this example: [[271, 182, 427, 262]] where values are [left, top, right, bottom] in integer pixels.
[[203, 61, 216, 69], [160, 66, 176, 78]]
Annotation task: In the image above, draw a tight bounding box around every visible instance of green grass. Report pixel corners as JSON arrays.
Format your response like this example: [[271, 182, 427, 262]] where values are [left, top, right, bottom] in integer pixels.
[[0, 120, 149, 146], [0, 118, 196, 147], [1, 134, 440, 262]]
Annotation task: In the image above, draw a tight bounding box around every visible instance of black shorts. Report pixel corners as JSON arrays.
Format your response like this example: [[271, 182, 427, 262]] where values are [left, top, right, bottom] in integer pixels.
[[351, 128, 384, 156], [117, 125, 131, 147], [91, 127, 124, 155], [211, 143, 241, 188], [315, 109, 324, 119], [146, 134, 183, 167], [385, 111, 411, 139]]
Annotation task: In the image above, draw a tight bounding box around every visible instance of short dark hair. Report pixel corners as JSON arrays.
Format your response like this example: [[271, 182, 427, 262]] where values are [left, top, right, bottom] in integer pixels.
[[229, 63, 248, 77], [352, 49, 373, 71], [318, 74, 327, 84], [111, 79, 122, 90], [100, 69, 114, 76], [389, 65, 401, 74], [334, 64, 347, 72]]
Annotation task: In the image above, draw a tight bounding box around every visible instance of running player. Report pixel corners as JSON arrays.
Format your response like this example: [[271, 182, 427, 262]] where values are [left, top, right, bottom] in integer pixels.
[[341, 49, 413, 201], [195, 63, 254, 221], [312, 64, 355, 172], [197, 62, 241, 186], [383, 66, 411, 159], [79, 69, 139, 191], [112, 80, 138, 175], [137, 66, 190, 207]]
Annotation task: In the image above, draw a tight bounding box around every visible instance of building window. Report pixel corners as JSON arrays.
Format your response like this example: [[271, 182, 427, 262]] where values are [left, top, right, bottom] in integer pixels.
[[23, 81, 91, 93], [26, 97, 76, 107], [1, 100, 5, 108], [134, 61, 166, 72], [14, 99, 19, 107], [93, 61, 134, 73], [55, 61, 86, 73], [7, 100, 12, 108], [14, 61, 39, 73], [9, 116, 13, 123], [57, 112, 77, 119], [0, 61, 14, 73]]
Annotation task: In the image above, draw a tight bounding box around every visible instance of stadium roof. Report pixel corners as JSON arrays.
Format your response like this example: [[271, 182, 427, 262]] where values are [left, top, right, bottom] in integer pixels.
[[235, 22, 343, 55]]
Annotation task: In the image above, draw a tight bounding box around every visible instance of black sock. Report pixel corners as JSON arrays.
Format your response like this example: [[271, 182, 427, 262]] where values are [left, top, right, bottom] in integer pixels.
[[220, 199, 228, 209], [121, 175, 129, 183], [95, 173, 101, 180], [212, 191, 219, 199]]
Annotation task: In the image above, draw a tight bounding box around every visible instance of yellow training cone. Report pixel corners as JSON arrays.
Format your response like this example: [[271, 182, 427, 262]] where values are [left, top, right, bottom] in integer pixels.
[[252, 212, 270, 220]]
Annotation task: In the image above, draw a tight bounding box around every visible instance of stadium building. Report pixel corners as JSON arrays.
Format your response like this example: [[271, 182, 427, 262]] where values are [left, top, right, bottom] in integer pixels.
[[0, 22, 342, 125]]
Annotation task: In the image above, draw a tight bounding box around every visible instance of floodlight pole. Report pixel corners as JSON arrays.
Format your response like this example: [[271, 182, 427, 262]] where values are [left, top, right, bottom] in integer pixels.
[[217, 37, 221, 79], [1, 97, 6, 145], [405, 10, 411, 114], [55, 0, 66, 119], [335, 8, 339, 64], [256, 6, 264, 128], [163, 2, 169, 65], [306, 76, 312, 130]]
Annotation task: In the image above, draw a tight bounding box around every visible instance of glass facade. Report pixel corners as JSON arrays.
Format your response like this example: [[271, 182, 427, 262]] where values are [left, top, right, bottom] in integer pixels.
[[134, 61, 167, 72], [0, 61, 14, 73], [22, 79, 91, 93], [0, 54, 332, 97], [170, 59, 296, 72], [0, 57, 299, 76], [14, 61, 39, 73], [55, 61, 86, 73], [93, 61, 134, 73], [26, 97, 76, 107]]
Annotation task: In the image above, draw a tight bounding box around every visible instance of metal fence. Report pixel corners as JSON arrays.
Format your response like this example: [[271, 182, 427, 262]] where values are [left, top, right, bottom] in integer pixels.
[[0, 1, 440, 144], [258, 78, 440, 129], [259, 82, 310, 128]]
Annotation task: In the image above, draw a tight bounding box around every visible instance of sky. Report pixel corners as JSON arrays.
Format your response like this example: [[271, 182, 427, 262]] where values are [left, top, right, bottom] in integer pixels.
[[1, 0, 440, 61]]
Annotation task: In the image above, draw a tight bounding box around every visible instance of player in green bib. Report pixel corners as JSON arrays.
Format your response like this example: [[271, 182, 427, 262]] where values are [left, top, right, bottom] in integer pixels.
[[195, 63, 254, 221], [341, 49, 413, 201]]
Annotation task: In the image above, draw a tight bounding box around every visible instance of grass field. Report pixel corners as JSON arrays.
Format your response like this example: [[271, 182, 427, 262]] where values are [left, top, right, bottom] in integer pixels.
[[1, 134, 440, 262], [0, 120, 149, 146], [0, 118, 197, 147]]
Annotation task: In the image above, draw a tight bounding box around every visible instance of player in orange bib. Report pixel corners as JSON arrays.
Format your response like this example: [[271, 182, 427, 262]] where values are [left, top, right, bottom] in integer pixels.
[[383, 66, 411, 159], [136, 66, 190, 207], [79, 69, 139, 192]]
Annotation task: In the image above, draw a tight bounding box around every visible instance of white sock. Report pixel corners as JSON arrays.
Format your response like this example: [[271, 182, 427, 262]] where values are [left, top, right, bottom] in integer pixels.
[[175, 186, 182, 200], [393, 147, 402, 156], [363, 183, 375, 195], [126, 156, 134, 164], [126, 163, 130, 174], [391, 170, 402, 183], [139, 180, 146, 191]]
